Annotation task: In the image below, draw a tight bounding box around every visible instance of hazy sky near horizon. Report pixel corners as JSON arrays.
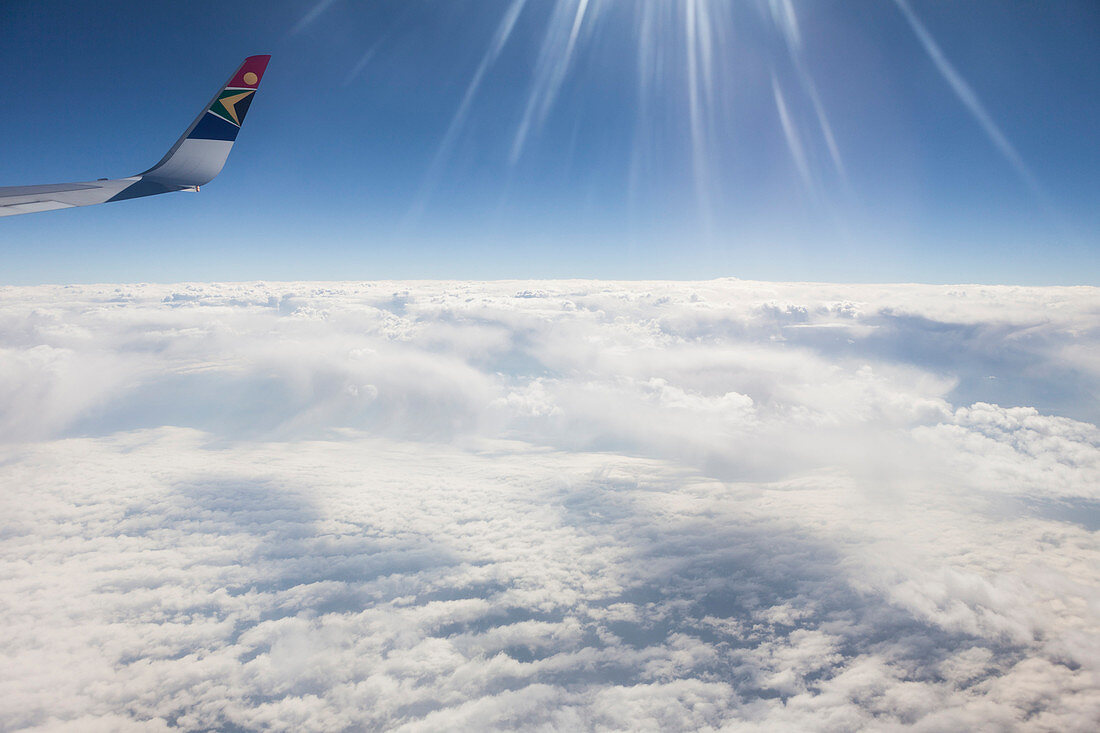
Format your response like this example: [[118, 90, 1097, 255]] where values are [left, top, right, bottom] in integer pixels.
[[1, 0, 1098, 284]]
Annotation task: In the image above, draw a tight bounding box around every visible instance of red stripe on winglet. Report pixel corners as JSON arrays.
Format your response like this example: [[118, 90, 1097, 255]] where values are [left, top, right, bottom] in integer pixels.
[[228, 55, 271, 89]]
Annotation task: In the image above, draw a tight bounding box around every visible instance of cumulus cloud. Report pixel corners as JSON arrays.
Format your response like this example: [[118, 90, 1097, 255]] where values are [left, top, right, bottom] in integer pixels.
[[0, 280, 1097, 731]]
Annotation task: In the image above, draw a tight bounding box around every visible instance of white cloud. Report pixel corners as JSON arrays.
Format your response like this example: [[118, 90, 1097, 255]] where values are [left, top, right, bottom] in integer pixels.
[[0, 280, 1098, 730]]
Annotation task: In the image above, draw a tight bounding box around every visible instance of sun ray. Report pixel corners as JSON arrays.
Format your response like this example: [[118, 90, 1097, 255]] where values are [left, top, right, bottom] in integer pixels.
[[411, 0, 530, 215], [343, 4, 420, 87], [511, 0, 592, 164], [893, 0, 1042, 196], [772, 73, 813, 194], [769, 0, 847, 186], [685, 0, 719, 231], [292, 0, 341, 35]]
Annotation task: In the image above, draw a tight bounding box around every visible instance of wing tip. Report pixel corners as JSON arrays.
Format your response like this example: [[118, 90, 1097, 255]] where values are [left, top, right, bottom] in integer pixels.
[[230, 55, 272, 89]]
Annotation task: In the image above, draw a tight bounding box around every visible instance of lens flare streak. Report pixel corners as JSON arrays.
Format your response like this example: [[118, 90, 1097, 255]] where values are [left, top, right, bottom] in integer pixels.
[[772, 73, 813, 194], [511, 0, 592, 164], [412, 0, 530, 213], [405, 0, 856, 225], [338, 0, 1052, 236], [893, 0, 1043, 196]]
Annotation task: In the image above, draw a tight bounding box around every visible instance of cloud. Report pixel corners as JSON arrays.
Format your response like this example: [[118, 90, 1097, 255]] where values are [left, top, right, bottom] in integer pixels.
[[0, 280, 1098, 730]]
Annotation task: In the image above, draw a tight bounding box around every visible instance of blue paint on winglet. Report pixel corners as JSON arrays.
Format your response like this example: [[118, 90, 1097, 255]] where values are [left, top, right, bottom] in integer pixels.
[[188, 112, 240, 142]]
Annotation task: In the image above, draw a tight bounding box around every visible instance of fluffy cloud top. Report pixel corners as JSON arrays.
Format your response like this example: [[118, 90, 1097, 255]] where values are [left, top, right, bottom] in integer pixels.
[[0, 280, 1097, 731]]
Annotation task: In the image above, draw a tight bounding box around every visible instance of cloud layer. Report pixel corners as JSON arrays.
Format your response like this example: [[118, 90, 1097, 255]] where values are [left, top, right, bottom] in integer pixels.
[[0, 280, 1098, 731]]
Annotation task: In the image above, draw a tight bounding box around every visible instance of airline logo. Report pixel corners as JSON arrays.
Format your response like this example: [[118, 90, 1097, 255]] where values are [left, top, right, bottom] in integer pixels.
[[209, 89, 255, 127], [187, 55, 270, 142]]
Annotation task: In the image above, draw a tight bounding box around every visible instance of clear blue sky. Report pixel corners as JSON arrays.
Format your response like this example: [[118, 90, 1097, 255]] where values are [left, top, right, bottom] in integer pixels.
[[2, 0, 1098, 284]]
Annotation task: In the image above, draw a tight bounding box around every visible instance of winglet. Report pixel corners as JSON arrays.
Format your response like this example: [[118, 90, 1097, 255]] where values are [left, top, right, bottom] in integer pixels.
[[0, 56, 272, 216], [139, 55, 271, 189]]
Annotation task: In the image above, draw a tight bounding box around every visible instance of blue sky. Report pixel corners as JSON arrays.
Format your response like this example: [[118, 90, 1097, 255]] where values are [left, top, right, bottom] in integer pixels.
[[1, 0, 1098, 285]]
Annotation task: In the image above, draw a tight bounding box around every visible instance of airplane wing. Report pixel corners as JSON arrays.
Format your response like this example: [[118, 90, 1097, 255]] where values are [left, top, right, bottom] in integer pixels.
[[0, 55, 270, 218]]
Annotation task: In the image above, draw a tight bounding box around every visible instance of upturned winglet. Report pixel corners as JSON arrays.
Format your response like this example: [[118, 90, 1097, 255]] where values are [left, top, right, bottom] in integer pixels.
[[141, 55, 271, 188], [0, 55, 271, 217]]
